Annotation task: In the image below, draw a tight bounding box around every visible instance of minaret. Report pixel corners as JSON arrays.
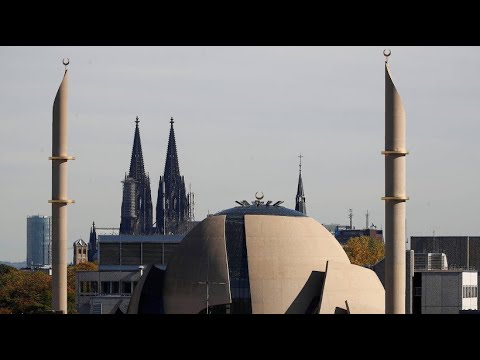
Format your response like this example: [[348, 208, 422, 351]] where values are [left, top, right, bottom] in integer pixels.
[[156, 117, 188, 234], [295, 154, 306, 215], [382, 49, 408, 314], [49, 59, 74, 314], [120, 117, 153, 234]]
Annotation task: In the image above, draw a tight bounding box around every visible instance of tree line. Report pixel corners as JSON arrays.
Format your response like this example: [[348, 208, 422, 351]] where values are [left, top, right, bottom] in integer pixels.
[[0, 262, 97, 314]]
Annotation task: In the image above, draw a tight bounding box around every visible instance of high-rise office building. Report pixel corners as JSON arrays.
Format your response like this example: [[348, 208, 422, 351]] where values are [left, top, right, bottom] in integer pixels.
[[27, 215, 52, 267]]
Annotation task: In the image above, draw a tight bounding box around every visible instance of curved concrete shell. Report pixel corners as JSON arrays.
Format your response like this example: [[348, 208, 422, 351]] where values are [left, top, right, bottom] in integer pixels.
[[244, 215, 349, 313], [157, 205, 385, 314], [163, 215, 231, 314]]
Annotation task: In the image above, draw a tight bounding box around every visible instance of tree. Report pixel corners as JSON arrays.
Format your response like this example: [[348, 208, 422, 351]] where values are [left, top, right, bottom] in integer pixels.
[[67, 261, 98, 314], [0, 269, 52, 314], [344, 236, 385, 266], [0, 262, 98, 314]]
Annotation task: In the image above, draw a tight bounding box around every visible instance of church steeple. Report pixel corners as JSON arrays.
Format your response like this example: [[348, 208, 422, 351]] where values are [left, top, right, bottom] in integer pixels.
[[156, 117, 189, 235], [164, 117, 181, 183], [129, 116, 146, 180], [120, 117, 153, 235], [87, 221, 97, 262], [295, 154, 306, 215]]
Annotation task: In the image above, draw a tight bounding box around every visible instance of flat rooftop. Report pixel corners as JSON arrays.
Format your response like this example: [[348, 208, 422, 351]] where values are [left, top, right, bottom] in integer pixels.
[[98, 234, 184, 243]]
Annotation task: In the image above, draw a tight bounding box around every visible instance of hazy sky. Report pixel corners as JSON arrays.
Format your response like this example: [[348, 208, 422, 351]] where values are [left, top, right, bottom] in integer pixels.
[[1, 46, 479, 261]]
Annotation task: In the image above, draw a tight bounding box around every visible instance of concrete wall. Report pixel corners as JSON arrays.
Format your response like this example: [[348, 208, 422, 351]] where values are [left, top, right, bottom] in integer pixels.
[[422, 272, 461, 314], [163, 215, 231, 314], [244, 215, 350, 314]]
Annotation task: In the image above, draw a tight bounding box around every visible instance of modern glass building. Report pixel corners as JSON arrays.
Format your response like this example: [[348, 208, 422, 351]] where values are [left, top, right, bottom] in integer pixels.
[[27, 215, 52, 267]]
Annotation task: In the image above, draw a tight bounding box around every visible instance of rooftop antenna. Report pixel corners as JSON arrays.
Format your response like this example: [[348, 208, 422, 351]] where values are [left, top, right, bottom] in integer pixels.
[[366, 210, 369, 230], [349, 209, 353, 229]]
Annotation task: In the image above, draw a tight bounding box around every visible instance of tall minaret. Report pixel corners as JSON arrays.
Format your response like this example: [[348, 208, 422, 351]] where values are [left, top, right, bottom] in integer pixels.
[[49, 59, 74, 314], [382, 49, 408, 314], [120, 117, 153, 235], [295, 154, 306, 215], [156, 117, 188, 235]]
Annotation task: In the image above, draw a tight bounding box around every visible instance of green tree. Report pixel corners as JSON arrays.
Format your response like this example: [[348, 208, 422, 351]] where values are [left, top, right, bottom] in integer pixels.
[[344, 236, 385, 266], [0, 269, 52, 313], [0, 262, 98, 314], [67, 261, 98, 314]]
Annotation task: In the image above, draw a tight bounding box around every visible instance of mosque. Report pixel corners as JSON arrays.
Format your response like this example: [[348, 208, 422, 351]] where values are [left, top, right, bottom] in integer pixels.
[[127, 195, 385, 314]]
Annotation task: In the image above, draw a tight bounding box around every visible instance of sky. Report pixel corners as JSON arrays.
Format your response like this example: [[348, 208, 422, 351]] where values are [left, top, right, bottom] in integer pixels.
[[1, 46, 480, 262]]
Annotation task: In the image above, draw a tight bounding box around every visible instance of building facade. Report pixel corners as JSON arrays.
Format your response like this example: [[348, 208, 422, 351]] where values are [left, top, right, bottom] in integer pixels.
[[335, 227, 383, 245], [26, 215, 52, 267], [410, 236, 480, 270], [411, 236, 480, 308], [76, 234, 184, 314], [412, 269, 478, 314]]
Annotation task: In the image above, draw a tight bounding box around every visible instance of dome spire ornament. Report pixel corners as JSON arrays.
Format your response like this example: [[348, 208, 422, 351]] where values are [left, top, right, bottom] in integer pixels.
[[234, 193, 284, 207]]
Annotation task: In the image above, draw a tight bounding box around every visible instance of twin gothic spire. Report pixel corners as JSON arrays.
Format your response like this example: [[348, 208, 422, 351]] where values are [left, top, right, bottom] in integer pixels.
[[120, 117, 189, 235]]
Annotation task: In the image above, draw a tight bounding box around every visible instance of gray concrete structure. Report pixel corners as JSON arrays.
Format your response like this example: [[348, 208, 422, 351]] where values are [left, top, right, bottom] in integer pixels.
[[76, 234, 183, 313], [413, 270, 477, 314], [98, 234, 183, 271], [26, 215, 52, 267], [76, 270, 144, 314], [373, 250, 414, 314], [382, 51, 408, 314], [139, 202, 385, 314], [410, 236, 480, 270], [49, 62, 74, 313]]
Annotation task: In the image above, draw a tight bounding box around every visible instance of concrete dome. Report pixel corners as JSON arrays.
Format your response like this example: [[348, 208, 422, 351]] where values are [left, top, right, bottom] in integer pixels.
[[161, 204, 384, 314]]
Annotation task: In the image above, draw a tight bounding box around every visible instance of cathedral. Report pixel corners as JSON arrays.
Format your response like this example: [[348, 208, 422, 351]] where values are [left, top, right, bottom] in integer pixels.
[[120, 117, 194, 235]]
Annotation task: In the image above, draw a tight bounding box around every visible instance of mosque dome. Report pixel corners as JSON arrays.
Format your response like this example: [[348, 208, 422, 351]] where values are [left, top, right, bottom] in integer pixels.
[[156, 199, 385, 314]]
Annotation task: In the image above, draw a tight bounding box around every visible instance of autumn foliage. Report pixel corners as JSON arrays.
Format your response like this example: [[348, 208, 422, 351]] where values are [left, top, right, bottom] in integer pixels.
[[0, 265, 51, 314], [0, 262, 98, 314], [344, 236, 385, 266]]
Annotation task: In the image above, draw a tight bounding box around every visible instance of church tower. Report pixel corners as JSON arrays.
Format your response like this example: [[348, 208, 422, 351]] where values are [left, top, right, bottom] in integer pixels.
[[87, 221, 97, 261], [156, 117, 189, 234], [120, 117, 153, 235], [295, 154, 306, 215]]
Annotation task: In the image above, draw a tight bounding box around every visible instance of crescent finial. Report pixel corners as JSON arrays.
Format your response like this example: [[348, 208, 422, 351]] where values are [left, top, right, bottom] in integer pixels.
[[383, 49, 391, 63], [62, 58, 70, 70]]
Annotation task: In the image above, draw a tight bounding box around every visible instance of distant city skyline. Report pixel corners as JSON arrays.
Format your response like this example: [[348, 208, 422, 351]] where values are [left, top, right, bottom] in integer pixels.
[[1, 46, 480, 261]]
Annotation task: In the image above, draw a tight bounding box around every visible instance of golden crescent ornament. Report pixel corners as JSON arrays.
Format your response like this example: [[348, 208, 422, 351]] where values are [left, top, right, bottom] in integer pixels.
[[255, 192, 264, 200]]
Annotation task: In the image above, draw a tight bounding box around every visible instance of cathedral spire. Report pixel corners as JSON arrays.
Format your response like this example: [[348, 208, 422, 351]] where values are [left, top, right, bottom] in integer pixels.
[[88, 221, 97, 262], [120, 117, 153, 235], [295, 154, 306, 214], [165, 117, 180, 181], [156, 117, 189, 235], [129, 116, 146, 180]]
